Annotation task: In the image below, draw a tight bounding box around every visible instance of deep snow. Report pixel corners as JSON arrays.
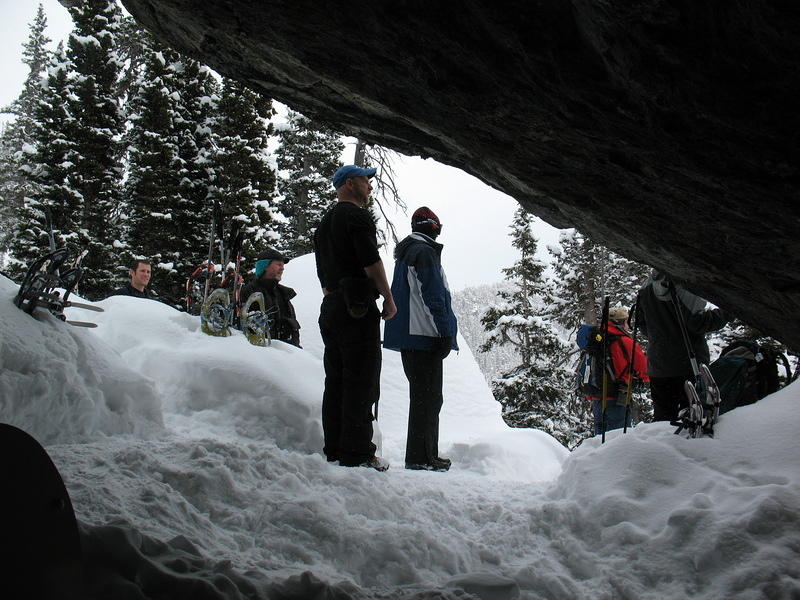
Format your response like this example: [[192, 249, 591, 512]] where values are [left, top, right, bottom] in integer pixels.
[[0, 253, 798, 599]]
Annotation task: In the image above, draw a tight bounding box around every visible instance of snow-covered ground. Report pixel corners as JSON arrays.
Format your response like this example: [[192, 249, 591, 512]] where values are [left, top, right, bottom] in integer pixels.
[[1, 255, 798, 599]]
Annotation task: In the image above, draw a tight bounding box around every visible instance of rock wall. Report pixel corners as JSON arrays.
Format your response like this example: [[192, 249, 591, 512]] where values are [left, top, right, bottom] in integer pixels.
[[121, 0, 800, 348]]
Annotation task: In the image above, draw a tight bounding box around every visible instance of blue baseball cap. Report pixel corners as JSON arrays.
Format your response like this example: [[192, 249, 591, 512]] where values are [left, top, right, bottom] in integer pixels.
[[332, 165, 377, 189]]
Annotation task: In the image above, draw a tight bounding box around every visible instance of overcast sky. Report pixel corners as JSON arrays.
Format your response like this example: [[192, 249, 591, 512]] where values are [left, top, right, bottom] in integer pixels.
[[1, 0, 562, 291]]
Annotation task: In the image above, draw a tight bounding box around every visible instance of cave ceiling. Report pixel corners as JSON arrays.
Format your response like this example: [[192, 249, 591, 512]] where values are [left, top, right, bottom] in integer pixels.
[[120, 0, 800, 349]]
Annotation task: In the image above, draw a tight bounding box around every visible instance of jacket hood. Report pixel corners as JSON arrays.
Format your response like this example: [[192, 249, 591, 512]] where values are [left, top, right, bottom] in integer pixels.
[[394, 232, 442, 261]]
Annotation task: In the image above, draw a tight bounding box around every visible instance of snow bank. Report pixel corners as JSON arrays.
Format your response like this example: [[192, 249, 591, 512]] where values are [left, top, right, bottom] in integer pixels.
[[2, 254, 799, 599], [0, 275, 162, 444]]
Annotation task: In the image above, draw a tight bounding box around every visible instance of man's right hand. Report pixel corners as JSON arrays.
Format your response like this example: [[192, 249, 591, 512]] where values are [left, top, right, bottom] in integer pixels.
[[382, 296, 397, 320]]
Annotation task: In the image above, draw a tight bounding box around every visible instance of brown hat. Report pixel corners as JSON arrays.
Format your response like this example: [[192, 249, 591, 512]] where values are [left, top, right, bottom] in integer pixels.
[[608, 306, 629, 323]]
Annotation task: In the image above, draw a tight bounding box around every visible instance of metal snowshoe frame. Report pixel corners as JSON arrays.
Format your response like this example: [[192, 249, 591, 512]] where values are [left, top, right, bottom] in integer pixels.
[[666, 280, 721, 437], [14, 245, 100, 326], [200, 288, 233, 336], [240, 291, 273, 346]]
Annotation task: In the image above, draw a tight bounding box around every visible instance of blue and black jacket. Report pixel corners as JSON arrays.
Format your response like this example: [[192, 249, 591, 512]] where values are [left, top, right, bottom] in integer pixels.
[[383, 233, 458, 352]]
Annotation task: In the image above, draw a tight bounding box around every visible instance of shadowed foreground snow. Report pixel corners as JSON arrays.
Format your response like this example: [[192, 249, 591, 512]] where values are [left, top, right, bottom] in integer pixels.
[[0, 254, 798, 599]]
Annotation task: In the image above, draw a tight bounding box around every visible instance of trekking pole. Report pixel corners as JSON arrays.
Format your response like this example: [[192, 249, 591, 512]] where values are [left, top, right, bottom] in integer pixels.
[[623, 296, 641, 434], [600, 296, 610, 443], [203, 202, 220, 304], [44, 208, 56, 252], [666, 281, 700, 380], [230, 224, 244, 328]]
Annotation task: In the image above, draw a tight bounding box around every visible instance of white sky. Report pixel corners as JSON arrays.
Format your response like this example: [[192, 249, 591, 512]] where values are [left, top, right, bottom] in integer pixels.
[[0, 0, 562, 291]]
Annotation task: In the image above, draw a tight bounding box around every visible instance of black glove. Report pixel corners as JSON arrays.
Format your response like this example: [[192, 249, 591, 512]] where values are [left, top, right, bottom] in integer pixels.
[[433, 336, 452, 360]]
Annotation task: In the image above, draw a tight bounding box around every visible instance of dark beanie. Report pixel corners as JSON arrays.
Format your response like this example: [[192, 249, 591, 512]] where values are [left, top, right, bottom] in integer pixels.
[[411, 207, 442, 239]]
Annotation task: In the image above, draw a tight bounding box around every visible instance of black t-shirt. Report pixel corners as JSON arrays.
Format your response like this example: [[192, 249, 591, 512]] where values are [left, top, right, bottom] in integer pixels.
[[314, 202, 380, 291]]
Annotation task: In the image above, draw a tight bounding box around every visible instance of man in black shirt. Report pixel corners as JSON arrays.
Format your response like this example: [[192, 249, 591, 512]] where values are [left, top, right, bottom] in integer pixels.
[[314, 164, 396, 471], [111, 260, 153, 298], [240, 247, 301, 347]]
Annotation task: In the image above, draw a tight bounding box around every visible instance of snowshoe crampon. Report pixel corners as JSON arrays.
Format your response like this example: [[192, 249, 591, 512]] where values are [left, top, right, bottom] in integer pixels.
[[240, 291, 271, 347], [200, 288, 232, 337]]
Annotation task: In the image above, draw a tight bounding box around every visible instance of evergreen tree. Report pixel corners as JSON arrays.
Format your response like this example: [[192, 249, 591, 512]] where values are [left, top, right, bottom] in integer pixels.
[[11, 44, 82, 277], [547, 230, 649, 331], [122, 35, 187, 302], [63, 0, 125, 299], [0, 4, 52, 266], [274, 110, 343, 256], [170, 56, 219, 299], [546, 228, 652, 426], [7, 4, 52, 137], [121, 29, 222, 307], [480, 207, 583, 449], [212, 78, 277, 271]]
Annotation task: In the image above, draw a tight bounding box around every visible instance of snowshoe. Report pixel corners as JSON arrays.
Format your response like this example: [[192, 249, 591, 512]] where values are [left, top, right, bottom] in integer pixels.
[[699, 363, 721, 424], [240, 291, 271, 347], [14, 247, 72, 314], [185, 262, 216, 315], [201, 288, 232, 337]]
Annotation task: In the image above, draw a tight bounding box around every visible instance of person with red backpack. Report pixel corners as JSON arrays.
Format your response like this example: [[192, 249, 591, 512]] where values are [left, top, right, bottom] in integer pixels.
[[580, 306, 650, 435]]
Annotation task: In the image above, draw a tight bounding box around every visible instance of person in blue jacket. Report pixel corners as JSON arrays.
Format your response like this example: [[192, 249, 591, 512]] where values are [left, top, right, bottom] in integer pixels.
[[384, 207, 458, 472]]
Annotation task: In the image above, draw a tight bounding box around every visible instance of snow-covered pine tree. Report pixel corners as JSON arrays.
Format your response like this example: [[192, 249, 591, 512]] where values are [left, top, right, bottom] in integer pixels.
[[0, 4, 52, 268], [122, 34, 188, 304], [169, 55, 219, 301], [212, 78, 277, 271], [547, 229, 649, 331], [546, 229, 652, 424], [11, 43, 83, 277], [274, 110, 343, 256], [63, 0, 125, 299], [480, 207, 584, 449]]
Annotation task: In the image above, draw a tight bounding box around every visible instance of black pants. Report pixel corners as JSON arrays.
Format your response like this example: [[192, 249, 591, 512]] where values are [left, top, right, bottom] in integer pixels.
[[319, 292, 381, 466], [650, 376, 689, 422], [401, 349, 443, 465]]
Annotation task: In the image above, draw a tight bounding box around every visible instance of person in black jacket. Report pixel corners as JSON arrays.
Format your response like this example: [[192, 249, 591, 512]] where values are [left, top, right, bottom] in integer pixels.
[[240, 248, 301, 347], [313, 164, 396, 472], [637, 270, 729, 422], [111, 260, 154, 299]]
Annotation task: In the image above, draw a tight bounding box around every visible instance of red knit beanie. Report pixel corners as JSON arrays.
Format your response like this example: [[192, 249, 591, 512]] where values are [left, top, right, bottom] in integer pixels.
[[411, 206, 441, 231]]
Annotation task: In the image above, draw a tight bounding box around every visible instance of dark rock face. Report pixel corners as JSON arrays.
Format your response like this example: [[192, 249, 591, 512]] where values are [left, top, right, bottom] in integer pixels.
[[121, 0, 800, 348]]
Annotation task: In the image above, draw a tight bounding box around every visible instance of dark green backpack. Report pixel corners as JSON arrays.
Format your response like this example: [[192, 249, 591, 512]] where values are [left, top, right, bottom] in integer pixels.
[[710, 340, 794, 414]]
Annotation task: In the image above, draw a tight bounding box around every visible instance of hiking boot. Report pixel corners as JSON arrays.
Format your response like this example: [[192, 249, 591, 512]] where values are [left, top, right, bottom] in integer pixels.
[[405, 457, 451, 472], [356, 455, 390, 472]]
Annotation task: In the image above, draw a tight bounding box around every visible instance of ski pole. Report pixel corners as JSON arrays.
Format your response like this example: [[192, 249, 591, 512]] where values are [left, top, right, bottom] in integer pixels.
[[44, 208, 56, 252], [623, 296, 640, 433], [204, 201, 221, 303], [600, 296, 610, 443], [667, 280, 700, 380]]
